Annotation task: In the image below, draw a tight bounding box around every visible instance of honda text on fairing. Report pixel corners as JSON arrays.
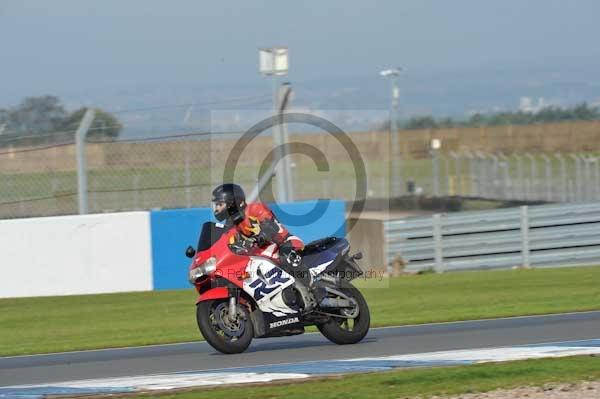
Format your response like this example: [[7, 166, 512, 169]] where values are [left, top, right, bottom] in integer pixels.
[[185, 221, 370, 354]]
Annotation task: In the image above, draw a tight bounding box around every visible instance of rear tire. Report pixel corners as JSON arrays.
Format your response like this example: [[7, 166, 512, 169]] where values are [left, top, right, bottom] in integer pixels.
[[197, 299, 253, 354], [317, 280, 370, 345]]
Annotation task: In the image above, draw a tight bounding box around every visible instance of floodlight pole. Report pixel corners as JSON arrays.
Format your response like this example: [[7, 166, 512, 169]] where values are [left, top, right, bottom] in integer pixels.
[[270, 78, 294, 203], [259, 47, 293, 203], [75, 108, 95, 214], [381, 68, 403, 197], [278, 83, 295, 202], [431, 139, 441, 197], [271, 75, 287, 203]]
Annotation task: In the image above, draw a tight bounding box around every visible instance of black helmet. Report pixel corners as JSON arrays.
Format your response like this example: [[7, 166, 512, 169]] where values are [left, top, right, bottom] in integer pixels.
[[211, 183, 246, 223]]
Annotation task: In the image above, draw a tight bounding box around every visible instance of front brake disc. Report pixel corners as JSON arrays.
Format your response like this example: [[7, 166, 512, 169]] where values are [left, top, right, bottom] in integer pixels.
[[214, 303, 245, 338]]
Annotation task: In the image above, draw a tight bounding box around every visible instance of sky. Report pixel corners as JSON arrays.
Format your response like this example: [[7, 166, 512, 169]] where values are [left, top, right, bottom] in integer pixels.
[[2, 0, 600, 110]]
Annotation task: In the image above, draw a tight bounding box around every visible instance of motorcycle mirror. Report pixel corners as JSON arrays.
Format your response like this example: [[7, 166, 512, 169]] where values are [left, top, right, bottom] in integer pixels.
[[352, 251, 363, 260], [185, 246, 196, 258]]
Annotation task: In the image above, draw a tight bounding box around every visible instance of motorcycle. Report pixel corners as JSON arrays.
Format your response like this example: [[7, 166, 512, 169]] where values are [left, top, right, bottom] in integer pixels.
[[185, 221, 370, 354]]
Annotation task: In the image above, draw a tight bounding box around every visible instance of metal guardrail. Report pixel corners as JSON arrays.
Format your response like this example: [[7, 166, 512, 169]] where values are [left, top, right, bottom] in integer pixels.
[[384, 202, 600, 272]]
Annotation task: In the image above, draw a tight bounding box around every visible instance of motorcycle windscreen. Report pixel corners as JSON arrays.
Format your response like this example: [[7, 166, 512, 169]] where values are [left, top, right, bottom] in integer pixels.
[[196, 221, 228, 252]]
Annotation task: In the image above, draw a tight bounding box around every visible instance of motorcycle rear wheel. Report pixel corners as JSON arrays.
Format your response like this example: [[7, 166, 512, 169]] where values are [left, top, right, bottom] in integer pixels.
[[197, 299, 253, 354], [317, 280, 370, 345]]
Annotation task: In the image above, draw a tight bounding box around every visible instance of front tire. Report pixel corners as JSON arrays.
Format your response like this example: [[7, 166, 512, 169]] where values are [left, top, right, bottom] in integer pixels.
[[196, 299, 253, 354], [317, 280, 370, 345]]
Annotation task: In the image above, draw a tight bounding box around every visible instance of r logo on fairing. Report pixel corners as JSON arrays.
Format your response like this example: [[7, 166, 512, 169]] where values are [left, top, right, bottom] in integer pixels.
[[249, 267, 290, 300]]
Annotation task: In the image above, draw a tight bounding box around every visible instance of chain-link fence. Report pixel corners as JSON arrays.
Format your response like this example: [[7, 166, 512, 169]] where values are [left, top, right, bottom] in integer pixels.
[[88, 135, 215, 213], [0, 109, 392, 219], [0, 132, 78, 218], [0, 132, 260, 219], [428, 151, 600, 202], [2, 111, 600, 220]]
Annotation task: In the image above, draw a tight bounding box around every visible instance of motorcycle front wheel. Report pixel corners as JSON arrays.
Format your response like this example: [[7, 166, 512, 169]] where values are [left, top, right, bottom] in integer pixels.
[[317, 280, 370, 345], [196, 299, 253, 354]]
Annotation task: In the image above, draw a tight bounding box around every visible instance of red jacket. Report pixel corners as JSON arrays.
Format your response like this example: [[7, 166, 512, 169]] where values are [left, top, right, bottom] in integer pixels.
[[230, 202, 304, 257]]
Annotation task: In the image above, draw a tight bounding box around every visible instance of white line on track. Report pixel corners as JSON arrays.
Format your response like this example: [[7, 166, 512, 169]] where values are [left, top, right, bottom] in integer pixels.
[[4, 338, 600, 395]]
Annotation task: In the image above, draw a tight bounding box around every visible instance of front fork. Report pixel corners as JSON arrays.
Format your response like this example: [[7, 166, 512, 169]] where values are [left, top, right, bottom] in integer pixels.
[[228, 296, 237, 322], [228, 287, 248, 322]]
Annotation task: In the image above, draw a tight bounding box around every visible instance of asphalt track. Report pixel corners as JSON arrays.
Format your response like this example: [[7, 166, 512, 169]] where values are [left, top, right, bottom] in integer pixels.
[[2, 311, 600, 387]]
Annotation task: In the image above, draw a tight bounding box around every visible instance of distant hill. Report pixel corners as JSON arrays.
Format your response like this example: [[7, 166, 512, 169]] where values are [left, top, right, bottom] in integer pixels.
[[2, 62, 599, 138]]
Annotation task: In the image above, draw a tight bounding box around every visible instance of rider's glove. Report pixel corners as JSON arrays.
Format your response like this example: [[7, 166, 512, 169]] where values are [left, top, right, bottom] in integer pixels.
[[229, 234, 255, 255], [255, 231, 269, 247], [254, 219, 279, 247]]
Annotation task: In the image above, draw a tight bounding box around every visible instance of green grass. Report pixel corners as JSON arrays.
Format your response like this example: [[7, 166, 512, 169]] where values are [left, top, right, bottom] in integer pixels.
[[357, 266, 600, 326], [120, 355, 600, 399], [1, 266, 599, 356]]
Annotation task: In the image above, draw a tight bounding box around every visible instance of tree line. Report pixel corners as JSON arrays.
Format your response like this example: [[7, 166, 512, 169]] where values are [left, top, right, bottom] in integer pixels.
[[386, 103, 600, 130], [0, 96, 122, 145]]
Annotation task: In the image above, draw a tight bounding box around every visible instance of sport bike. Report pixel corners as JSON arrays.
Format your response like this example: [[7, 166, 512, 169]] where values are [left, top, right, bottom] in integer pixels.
[[185, 221, 370, 354]]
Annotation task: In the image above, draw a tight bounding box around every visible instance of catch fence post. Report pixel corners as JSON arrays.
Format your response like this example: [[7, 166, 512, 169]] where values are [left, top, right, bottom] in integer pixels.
[[475, 152, 487, 198], [490, 153, 499, 198], [554, 153, 567, 202], [449, 151, 461, 196], [443, 156, 450, 196], [592, 157, 600, 200], [464, 151, 477, 197], [498, 153, 511, 200], [75, 108, 96, 215], [540, 154, 552, 201], [569, 154, 583, 202], [524, 153, 537, 200], [515, 154, 524, 200], [583, 156, 592, 201], [431, 145, 440, 197]]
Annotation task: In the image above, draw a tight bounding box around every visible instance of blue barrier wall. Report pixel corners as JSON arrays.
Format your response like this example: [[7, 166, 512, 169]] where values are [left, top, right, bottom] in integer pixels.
[[150, 207, 213, 290], [150, 200, 346, 290]]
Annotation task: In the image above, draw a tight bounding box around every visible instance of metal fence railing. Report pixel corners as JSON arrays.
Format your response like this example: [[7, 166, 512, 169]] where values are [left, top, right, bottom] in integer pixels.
[[384, 202, 600, 273]]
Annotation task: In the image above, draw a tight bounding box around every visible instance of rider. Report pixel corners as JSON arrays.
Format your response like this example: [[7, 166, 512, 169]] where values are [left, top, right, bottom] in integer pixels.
[[211, 183, 304, 265], [211, 183, 315, 310]]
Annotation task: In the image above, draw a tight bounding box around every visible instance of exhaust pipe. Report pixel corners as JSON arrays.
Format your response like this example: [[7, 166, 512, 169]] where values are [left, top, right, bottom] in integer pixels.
[[319, 297, 354, 308]]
